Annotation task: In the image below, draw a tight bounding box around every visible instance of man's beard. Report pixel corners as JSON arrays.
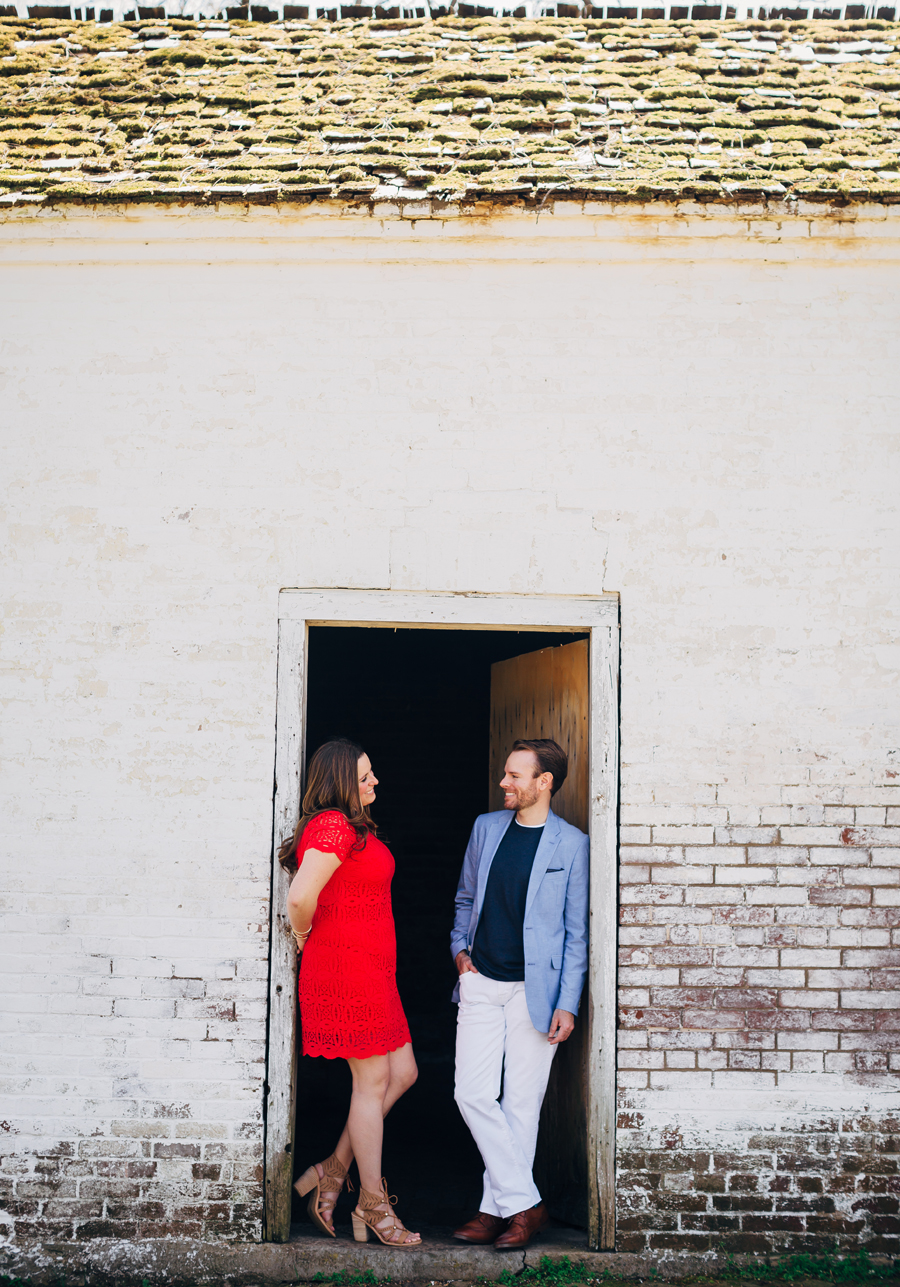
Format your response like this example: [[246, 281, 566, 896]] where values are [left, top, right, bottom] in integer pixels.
[[504, 782, 540, 811]]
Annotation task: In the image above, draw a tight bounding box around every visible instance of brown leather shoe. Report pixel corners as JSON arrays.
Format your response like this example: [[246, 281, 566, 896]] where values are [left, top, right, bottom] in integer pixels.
[[453, 1211, 510, 1244], [493, 1202, 549, 1249]]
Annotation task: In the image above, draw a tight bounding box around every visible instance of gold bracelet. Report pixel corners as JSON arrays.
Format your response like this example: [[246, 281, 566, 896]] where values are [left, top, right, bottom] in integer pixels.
[[292, 926, 312, 942]]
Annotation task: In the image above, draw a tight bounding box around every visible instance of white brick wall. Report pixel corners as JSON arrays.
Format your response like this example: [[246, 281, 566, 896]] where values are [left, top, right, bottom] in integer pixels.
[[0, 202, 898, 1245]]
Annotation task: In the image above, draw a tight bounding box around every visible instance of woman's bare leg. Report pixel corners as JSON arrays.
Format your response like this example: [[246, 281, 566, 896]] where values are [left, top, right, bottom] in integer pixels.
[[343, 1045, 420, 1244], [332, 1043, 418, 1170], [344, 1052, 391, 1193], [302, 1039, 419, 1230]]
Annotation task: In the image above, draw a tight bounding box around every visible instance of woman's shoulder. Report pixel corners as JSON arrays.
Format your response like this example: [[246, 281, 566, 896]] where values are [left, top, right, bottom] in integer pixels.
[[300, 809, 357, 858], [305, 809, 356, 838]]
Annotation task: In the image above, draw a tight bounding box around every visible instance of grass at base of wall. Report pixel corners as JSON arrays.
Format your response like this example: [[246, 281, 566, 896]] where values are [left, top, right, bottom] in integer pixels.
[[309, 1251, 900, 1287], [5, 1253, 900, 1287], [720, 1250, 900, 1284], [476, 1251, 900, 1287]]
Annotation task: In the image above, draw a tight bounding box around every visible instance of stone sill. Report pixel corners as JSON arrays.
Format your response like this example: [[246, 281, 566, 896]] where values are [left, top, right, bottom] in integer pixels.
[[4, 1229, 897, 1285]]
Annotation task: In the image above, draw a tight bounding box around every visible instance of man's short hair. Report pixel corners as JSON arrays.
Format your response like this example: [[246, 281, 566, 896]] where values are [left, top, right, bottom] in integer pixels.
[[511, 738, 568, 797]]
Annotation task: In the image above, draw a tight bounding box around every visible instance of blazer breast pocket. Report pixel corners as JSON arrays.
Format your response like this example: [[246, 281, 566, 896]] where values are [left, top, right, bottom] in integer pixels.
[[540, 869, 566, 916]]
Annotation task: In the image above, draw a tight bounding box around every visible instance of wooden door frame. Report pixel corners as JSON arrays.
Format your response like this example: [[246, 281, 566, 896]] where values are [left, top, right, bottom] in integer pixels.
[[263, 589, 620, 1250]]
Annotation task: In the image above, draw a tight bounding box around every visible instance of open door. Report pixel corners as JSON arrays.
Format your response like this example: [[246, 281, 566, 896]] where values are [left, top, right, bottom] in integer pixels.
[[489, 639, 592, 1230]]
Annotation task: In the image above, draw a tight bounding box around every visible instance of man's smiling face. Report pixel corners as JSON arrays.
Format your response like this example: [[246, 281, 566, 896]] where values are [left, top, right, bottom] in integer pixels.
[[500, 749, 548, 811]]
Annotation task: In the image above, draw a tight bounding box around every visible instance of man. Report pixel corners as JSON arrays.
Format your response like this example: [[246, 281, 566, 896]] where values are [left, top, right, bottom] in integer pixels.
[[450, 738, 589, 1250]]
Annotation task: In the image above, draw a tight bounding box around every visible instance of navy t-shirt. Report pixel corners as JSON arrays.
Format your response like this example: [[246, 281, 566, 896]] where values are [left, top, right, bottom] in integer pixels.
[[471, 818, 545, 982]]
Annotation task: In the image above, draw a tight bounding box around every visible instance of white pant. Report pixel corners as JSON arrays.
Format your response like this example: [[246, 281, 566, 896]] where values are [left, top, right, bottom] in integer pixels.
[[454, 972, 557, 1219]]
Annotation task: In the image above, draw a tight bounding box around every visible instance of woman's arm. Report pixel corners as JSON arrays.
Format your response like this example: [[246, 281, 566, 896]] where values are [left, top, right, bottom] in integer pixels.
[[287, 848, 341, 949]]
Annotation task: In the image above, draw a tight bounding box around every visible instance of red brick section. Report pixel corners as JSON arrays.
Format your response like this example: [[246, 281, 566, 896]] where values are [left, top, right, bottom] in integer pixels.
[[616, 793, 900, 1253], [0, 1134, 262, 1242], [616, 1110, 900, 1256]]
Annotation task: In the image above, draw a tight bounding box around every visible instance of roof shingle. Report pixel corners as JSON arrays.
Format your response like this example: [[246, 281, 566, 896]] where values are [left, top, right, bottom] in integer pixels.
[[3, 12, 900, 207]]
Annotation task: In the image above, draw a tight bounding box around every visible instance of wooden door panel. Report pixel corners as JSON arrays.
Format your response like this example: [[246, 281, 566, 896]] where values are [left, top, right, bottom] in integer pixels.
[[489, 639, 590, 1230]]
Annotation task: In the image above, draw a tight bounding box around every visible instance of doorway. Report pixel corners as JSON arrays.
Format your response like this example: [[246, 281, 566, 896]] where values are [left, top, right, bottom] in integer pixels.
[[296, 626, 588, 1234], [264, 589, 619, 1251]]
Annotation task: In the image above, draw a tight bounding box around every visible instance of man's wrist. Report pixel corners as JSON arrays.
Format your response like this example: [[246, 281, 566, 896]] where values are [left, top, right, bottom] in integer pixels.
[[456, 949, 475, 975]]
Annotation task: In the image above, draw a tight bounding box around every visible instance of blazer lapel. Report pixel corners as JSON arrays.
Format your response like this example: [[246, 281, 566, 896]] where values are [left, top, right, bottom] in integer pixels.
[[475, 813, 514, 920], [524, 810, 562, 921]]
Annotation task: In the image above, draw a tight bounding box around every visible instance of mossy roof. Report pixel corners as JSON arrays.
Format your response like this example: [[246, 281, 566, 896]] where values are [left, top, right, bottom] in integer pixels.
[[4, 12, 900, 208]]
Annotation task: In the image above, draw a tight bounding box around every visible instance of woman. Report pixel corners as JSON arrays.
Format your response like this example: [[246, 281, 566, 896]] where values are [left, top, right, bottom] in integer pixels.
[[279, 738, 421, 1248]]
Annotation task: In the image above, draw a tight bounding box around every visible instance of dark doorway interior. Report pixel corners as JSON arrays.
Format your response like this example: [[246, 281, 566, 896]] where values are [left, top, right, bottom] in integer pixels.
[[292, 625, 588, 1236]]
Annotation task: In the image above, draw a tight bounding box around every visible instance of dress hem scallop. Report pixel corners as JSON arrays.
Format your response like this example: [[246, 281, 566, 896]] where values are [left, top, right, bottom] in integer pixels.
[[302, 1037, 410, 1061]]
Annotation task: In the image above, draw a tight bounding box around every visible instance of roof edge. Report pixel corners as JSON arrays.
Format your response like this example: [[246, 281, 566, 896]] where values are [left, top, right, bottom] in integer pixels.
[[4, 195, 900, 266], [4, 190, 900, 218]]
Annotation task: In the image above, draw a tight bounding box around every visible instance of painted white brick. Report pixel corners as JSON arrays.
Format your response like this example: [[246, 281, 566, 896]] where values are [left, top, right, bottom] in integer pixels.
[[651, 827, 715, 845], [650, 865, 713, 885], [746, 887, 809, 905], [780, 989, 839, 1009], [749, 846, 808, 865], [690, 887, 745, 905], [620, 885, 685, 905], [776, 1032, 839, 1050], [778, 867, 841, 886], [808, 969, 871, 988], [619, 865, 651, 884], [790, 1051, 825, 1072], [617, 1050, 665, 1069], [761, 1052, 792, 1072], [617, 1030, 649, 1048], [781, 948, 842, 967], [620, 827, 652, 845], [841, 990, 900, 1008], [717, 947, 779, 966], [688, 845, 746, 865], [620, 967, 681, 986], [617, 1071, 650, 1089], [780, 828, 845, 845], [712, 1071, 777, 1089], [716, 866, 775, 885], [1, 206, 899, 1242], [810, 846, 871, 866], [845, 867, 899, 886], [649, 1071, 713, 1090], [664, 1051, 698, 1069], [618, 989, 652, 1006], [745, 969, 806, 987]]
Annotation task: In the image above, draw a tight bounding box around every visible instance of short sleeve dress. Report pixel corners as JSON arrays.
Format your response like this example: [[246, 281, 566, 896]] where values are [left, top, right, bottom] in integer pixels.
[[297, 810, 411, 1061]]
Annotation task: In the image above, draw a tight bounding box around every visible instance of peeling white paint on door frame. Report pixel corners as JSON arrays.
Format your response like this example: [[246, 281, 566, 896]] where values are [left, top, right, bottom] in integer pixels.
[[264, 589, 620, 1250]]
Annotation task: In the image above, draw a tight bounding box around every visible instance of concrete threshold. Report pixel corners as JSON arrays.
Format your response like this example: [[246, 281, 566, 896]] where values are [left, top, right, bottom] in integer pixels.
[[0, 1224, 727, 1284]]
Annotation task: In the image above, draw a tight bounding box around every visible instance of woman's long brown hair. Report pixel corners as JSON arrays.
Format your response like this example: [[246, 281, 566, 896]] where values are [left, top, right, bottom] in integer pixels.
[[277, 737, 376, 875]]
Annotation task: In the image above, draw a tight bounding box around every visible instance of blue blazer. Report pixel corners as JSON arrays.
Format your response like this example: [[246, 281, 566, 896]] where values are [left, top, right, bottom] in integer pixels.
[[450, 808, 589, 1035]]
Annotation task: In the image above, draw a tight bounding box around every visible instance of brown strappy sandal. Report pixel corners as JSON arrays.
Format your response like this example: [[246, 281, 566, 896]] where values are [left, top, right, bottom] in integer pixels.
[[294, 1153, 352, 1237], [351, 1179, 422, 1247]]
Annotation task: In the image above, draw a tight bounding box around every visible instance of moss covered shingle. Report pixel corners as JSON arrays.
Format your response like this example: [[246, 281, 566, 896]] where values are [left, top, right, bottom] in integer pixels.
[[3, 13, 900, 206]]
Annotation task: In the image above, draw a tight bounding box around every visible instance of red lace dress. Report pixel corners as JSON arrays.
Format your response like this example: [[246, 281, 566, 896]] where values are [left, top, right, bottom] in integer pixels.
[[297, 810, 411, 1060]]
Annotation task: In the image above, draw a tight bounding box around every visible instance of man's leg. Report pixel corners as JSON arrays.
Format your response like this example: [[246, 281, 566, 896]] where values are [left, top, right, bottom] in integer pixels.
[[497, 983, 558, 1193], [455, 973, 545, 1219], [454, 971, 507, 1216]]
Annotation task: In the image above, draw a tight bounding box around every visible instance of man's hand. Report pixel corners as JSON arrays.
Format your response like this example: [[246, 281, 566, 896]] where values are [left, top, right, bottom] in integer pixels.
[[548, 1009, 575, 1044], [456, 950, 479, 976]]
